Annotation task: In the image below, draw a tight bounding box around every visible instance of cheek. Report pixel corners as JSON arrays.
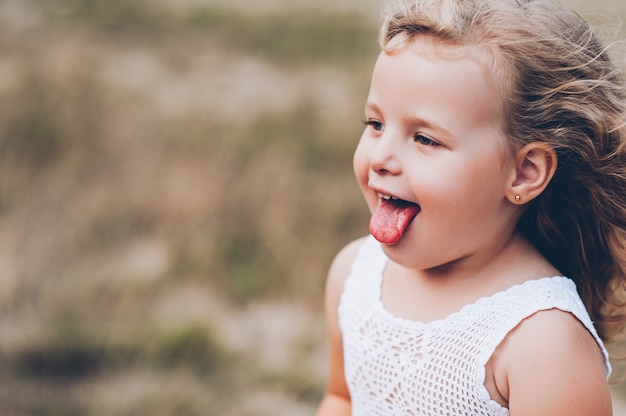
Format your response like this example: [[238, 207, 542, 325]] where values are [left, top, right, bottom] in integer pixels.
[[353, 139, 369, 186], [353, 139, 378, 213], [431, 160, 508, 221]]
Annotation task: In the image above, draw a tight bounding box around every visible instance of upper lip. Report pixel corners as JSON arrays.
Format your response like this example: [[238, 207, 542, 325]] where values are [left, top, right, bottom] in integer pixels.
[[370, 186, 418, 205]]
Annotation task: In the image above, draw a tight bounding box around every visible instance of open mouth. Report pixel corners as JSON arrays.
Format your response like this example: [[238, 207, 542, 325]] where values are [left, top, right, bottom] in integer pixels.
[[370, 193, 421, 245]]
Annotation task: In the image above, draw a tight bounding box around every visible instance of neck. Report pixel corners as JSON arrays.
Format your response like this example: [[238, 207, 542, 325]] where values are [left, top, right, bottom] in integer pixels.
[[406, 232, 558, 292], [380, 232, 559, 323]]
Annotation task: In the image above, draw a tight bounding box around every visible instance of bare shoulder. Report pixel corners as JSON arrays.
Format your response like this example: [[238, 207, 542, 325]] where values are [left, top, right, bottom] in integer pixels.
[[497, 309, 612, 415], [325, 236, 368, 302], [318, 236, 368, 414]]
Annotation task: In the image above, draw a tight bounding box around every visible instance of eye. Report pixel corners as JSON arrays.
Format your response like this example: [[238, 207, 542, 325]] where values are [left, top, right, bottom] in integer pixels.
[[363, 120, 384, 132], [414, 134, 440, 147]]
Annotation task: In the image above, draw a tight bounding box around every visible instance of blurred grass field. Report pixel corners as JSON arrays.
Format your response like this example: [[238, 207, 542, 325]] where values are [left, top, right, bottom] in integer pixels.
[[0, 0, 625, 414]]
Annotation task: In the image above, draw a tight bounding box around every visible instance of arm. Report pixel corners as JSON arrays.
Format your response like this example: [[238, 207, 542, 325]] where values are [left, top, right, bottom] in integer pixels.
[[496, 309, 612, 416], [316, 237, 366, 416]]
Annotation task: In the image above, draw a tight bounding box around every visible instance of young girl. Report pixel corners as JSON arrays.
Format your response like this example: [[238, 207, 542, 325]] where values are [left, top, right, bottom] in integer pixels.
[[317, 0, 626, 414]]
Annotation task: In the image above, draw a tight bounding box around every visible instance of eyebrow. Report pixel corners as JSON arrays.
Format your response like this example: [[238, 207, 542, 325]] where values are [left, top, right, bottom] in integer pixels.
[[364, 101, 382, 116]]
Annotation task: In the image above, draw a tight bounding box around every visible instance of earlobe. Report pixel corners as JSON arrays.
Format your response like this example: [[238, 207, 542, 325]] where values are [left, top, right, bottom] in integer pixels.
[[509, 142, 557, 204]]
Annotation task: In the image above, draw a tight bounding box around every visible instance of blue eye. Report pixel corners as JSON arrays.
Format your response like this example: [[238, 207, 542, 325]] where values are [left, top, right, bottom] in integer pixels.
[[414, 134, 439, 147], [363, 120, 384, 131]]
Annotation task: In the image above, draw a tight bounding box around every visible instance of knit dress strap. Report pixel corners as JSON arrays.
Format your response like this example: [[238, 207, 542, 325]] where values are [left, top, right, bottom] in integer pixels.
[[474, 276, 612, 381], [338, 236, 387, 338]]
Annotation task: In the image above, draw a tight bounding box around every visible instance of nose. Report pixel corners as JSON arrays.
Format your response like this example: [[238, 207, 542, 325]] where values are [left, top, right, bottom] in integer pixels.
[[368, 134, 402, 175]]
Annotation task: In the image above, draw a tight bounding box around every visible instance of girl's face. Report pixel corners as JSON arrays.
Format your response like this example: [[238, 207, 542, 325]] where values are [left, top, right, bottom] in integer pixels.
[[354, 41, 519, 272]]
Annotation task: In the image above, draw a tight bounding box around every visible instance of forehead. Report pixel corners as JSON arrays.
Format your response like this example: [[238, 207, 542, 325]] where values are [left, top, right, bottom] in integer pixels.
[[369, 38, 510, 152], [372, 40, 504, 113], [385, 34, 506, 92]]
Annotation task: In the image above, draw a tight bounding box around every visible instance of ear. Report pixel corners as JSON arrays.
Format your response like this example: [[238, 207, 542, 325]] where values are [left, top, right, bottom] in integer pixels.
[[508, 142, 557, 204]]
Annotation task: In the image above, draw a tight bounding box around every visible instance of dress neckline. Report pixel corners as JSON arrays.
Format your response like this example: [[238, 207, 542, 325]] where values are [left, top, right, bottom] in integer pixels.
[[370, 240, 567, 327]]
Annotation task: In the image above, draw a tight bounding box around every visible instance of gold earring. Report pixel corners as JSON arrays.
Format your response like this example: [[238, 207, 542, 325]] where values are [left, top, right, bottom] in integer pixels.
[[514, 195, 521, 202]]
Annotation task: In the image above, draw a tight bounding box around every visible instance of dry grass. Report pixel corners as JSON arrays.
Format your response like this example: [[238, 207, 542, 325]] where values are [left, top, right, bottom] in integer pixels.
[[0, 0, 625, 414], [0, 0, 377, 413]]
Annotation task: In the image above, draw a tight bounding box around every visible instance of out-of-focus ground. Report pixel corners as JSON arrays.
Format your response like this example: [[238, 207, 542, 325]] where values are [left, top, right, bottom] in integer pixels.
[[0, 0, 624, 414]]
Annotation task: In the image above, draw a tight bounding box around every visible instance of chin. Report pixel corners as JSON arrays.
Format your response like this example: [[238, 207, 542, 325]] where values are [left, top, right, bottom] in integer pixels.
[[379, 240, 444, 271], [379, 238, 416, 264]]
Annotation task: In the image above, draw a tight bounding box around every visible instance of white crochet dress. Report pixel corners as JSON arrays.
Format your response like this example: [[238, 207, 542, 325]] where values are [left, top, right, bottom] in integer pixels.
[[338, 236, 611, 416]]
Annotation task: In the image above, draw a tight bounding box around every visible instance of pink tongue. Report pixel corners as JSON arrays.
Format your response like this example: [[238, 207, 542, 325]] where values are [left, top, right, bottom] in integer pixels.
[[369, 199, 420, 245]]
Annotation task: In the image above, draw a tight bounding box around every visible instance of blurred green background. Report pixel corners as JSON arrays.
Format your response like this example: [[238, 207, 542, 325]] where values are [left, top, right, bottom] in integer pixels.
[[0, 0, 624, 415]]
